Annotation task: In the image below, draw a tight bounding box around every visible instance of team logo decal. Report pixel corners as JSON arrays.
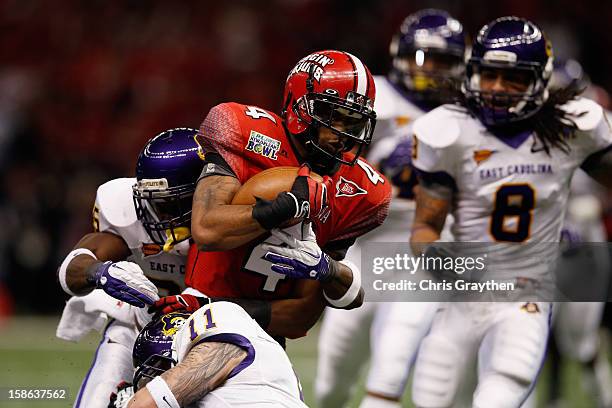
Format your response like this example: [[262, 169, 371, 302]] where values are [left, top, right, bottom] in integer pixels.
[[142, 243, 162, 256], [245, 131, 281, 160], [335, 176, 367, 197], [161, 314, 187, 337], [473, 149, 496, 165], [520, 302, 540, 314]]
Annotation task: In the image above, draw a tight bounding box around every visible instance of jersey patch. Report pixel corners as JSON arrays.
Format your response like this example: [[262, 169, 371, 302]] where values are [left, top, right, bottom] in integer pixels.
[[335, 176, 367, 197], [473, 149, 496, 165], [142, 243, 162, 256], [245, 130, 281, 160]]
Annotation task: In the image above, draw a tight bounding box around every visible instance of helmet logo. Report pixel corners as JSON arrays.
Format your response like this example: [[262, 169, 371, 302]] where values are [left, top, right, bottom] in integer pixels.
[[289, 53, 335, 83], [161, 315, 187, 337]]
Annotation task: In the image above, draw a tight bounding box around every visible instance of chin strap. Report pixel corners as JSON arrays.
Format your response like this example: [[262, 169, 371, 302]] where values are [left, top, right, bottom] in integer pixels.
[[163, 227, 191, 252]]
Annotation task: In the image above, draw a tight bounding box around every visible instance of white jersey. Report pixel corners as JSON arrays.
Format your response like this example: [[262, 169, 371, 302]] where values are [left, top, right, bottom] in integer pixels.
[[368, 76, 426, 166], [94, 178, 188, 294], [412, 98, 612, 280], [172, 302, 306, 408]]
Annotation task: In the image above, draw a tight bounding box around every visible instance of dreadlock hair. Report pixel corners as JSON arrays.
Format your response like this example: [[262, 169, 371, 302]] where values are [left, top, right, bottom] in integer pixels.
[[457, 80, 587, 155], [524, 80, 587, 154]]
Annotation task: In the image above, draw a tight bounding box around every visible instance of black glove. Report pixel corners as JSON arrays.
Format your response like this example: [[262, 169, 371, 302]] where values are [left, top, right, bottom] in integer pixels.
[[252, 165, 331, 229]]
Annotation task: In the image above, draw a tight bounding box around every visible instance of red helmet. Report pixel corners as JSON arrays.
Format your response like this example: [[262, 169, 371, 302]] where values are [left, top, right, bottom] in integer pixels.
[[282, 50, 377, 166]]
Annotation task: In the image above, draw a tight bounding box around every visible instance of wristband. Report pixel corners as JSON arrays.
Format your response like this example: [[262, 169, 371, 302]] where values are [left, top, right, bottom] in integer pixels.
[[146, 376, 180, 408], [323, 259, 362, 308], [58, 248, 97, 297]]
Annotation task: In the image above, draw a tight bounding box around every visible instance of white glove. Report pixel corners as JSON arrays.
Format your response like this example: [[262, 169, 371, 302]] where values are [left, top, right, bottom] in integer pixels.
[[89, 261, 159, 307], [262, 223, 336, 282]]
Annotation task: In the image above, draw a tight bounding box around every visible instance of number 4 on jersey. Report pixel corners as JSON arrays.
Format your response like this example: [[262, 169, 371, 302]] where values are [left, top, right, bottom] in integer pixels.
[[245, 106, 277, 123]]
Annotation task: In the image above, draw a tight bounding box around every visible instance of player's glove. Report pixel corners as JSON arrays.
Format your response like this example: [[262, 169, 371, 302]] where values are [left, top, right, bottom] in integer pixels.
[[262, 223, 338, 282], [149, 295, 272, 330], [87, 261, 159, 308], [252, 164, 332, 229], [108, 381, 134, 408], [149, 294, 210, 315]]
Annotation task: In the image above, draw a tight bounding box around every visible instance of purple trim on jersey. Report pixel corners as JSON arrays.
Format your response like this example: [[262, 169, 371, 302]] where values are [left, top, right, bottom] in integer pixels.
[[490, 128, 532, 149], [192, 333, 255, 379], [74, 320, 114, 408]]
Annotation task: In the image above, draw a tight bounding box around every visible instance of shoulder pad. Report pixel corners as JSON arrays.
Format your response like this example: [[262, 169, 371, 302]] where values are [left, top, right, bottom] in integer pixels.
[[96, 178, 138, 228], [560, 97, 604, 132], [413, 105, 461, 148], [373, 76, 399, 120]]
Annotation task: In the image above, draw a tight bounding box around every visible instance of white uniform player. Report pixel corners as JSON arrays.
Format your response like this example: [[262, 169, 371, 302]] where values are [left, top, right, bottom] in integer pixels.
[[316, 9, 466, 408], [60, 178, 190, 408], [410, 94, 612, 407], [56, 128, 202, 408], [170, 302, 307, 407]]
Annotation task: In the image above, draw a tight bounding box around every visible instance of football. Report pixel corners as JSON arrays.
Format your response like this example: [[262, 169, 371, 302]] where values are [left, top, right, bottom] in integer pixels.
[[231, 166, 323, 227]]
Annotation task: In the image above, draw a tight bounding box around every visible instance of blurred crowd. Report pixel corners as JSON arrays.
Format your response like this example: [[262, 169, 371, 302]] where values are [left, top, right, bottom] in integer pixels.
[[2, 0, 612, 313]]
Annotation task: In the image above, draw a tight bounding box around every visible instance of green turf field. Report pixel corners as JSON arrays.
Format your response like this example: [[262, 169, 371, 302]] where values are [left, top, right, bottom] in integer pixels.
[[0, 316, 600, 407]]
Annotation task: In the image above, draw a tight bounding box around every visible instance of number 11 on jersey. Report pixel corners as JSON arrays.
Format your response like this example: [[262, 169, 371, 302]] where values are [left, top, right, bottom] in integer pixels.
[[189, 307, 217, 341]]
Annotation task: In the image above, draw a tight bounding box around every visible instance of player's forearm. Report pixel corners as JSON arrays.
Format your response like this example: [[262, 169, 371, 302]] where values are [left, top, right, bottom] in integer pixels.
[[321, 262, 364, 309], [410, 223, 442, 256], [60, 232, 130, 295], [163, 342, 245, 406], [267, 294, 326, 339], [192, 204, 266, 251]]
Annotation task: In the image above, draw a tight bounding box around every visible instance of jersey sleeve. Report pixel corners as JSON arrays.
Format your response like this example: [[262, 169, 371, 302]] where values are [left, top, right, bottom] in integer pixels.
[[198, 103, 249, 183], [331, 162, 392, 244], [411, 106, 462, 191], [93, 178, 138, 236], [563, 98, 612, 162], [172, 302, 257, 378]]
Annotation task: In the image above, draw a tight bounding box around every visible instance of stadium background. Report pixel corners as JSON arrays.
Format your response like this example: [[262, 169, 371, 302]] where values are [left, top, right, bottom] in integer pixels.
[[1, 0, 612, 406]]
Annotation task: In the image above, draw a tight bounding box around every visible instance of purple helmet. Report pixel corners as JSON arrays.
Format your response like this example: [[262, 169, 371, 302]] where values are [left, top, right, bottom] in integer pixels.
[[132, 311, 192, 390], [389, 9, 466, 104], [133, 128, 203, 247], [463, 16, 554, 126]]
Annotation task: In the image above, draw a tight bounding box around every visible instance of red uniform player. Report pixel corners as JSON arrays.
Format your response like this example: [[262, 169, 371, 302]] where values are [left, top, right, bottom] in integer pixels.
[[154, 50, 391, 339]]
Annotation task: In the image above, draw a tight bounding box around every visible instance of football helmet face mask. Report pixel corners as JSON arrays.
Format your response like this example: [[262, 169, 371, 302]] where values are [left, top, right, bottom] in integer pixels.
[[282, 50, 377, 170], [463, 16, 553, 126], [389, 9, 466, 104], [132, 311, 191, 391], [133, 128, 203, 250]]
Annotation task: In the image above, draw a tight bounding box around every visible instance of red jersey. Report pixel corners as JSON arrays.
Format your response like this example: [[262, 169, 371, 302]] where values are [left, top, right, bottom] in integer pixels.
[[186, 102, 391, 299]]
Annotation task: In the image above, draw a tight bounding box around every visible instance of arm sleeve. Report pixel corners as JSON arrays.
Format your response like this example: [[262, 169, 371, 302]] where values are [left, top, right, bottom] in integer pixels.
[[198, 104, 249, 183], [197, 151, 238, 182]]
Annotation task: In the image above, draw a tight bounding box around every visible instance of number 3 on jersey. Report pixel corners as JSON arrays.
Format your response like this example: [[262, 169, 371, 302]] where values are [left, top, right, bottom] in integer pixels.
[[490, 184, 535, 242]]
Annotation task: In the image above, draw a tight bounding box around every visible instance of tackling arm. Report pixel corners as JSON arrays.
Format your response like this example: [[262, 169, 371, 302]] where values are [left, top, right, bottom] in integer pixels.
[[62, 232, 131, 295], [127, 342, 247, 408]]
